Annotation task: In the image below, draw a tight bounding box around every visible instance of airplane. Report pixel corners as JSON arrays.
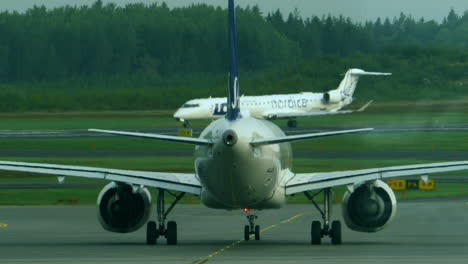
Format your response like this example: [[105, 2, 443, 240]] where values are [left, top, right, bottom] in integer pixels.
[[174, 69, 390, 128], [0, 0, 468, 246]]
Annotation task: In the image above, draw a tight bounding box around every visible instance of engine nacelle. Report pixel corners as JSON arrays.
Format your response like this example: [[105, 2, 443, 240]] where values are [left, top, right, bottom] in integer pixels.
[[97, 182, 152, 233], [342, 180, 397, 233], [322, 90, 343, 104]]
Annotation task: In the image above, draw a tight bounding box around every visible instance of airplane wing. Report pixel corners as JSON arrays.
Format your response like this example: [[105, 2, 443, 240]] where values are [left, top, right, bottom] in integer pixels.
[[0, 161, 201, 195], [286, 161, 468, 195], [263, 100, 373, 120]]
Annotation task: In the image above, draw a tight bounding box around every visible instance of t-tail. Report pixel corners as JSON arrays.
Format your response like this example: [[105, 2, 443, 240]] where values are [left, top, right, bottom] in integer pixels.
[[226, 0, 240, 121], [323, 69, 391, 105]]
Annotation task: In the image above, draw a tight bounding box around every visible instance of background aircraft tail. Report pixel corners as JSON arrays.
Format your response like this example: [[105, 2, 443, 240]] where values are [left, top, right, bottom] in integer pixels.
[[323, 69, 391, 105], [226, 0, 240, 121]]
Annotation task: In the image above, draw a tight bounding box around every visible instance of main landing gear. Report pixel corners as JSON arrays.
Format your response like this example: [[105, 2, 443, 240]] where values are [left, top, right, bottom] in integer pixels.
[[146, 188, 185, 245], [304, 188, 342, 245], [243, 209, 260, 241], [287, 119, 297, 128]]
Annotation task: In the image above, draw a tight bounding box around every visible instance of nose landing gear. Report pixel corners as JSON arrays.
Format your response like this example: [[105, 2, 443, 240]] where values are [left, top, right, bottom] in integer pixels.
[[243, 209, 260, 241]]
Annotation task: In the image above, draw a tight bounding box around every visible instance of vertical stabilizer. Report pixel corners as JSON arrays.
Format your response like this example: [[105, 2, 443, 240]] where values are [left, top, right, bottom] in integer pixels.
[[337, 69, 391, 99], [226, 0, 240, 121]]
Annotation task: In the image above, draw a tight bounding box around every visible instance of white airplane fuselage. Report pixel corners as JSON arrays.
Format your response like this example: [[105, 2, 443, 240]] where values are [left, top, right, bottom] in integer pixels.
[[194, 116, 293, 210], [174, 69, 391, 123], [175, 92, 343, 121]]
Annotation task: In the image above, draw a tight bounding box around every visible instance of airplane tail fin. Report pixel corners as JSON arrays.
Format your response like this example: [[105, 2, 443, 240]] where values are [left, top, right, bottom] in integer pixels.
[[226, 0, 240, 121], [323, 69, 391, 105], [338, 69, 391, 99]]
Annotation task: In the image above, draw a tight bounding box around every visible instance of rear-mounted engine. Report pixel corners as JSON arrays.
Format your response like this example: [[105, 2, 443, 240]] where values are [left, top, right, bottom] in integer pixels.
[[322, 90, 343, 104]]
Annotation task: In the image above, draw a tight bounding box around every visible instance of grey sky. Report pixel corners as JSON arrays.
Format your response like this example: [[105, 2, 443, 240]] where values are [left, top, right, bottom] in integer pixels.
[[1, 0, 468, 23]]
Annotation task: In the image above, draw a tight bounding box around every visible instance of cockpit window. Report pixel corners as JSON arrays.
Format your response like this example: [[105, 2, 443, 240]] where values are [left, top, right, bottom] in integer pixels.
[[182, 104, 200, 108]]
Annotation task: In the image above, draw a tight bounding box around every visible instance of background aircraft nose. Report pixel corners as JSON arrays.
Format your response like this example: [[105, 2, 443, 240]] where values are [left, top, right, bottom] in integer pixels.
[[173, 108, 185, 119]]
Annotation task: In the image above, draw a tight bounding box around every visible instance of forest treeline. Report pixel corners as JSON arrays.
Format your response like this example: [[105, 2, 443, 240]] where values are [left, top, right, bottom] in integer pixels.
[[0, 0, 467, 111]]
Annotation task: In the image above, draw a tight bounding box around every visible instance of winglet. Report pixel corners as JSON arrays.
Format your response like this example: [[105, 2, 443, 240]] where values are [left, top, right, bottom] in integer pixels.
[[226, 0, 240, 121]]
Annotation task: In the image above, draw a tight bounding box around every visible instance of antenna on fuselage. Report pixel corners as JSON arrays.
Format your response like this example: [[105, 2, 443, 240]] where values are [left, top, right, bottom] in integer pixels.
[[226, 0, 240, 121]]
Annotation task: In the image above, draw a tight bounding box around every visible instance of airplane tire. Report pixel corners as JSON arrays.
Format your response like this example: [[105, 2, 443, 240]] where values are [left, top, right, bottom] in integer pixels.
[[331, 221, 342, 245], [146, 221, 157, 245], [254, 225, 260, 240], [166, 221, 177, 245], [244, 225, 250, 241], [311, 221, 322, 245]]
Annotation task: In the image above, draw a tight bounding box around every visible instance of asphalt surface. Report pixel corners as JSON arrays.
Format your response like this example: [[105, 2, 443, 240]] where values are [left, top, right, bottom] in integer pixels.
[[0, 199, 467, 263]]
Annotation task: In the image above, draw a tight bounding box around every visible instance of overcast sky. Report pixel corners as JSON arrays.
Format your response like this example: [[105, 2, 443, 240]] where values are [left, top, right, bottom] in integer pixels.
[[1, 0, 468, 23]]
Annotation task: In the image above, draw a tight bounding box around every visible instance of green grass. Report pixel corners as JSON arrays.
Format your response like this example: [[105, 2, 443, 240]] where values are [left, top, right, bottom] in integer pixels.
[[291, 111, 468, 127], [0, 137, 192, 150], [0, 112, 208, 130], [292, 132, 468, 151]]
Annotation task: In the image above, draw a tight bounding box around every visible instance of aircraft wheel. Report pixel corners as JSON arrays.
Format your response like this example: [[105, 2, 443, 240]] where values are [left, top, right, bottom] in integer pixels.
[[166, 221, 177, 245], [311, 221, 322, 245], [244, 225, 250, 241], [254, 225, 260, 240], [330, 221, 342, 245], [146, 221, 157, 245]]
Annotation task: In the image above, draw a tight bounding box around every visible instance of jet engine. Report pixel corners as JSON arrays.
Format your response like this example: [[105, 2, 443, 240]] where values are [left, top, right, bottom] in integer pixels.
[[97, 182, 152, 233], [322, 90, 343, 104], [342, 180, 397, 233]]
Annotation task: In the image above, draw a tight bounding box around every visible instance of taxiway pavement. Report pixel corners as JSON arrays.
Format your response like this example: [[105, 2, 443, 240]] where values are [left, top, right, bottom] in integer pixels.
[[0, 199, 467, 263]]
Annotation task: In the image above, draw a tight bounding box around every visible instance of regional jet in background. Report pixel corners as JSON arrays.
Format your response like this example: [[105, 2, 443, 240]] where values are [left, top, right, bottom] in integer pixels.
[[174, 69, 390, 127], [1, 0, 468, 246]]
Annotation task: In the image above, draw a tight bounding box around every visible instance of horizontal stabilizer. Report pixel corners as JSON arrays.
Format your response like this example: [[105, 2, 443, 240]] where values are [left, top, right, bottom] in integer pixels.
[[250, 128, 373, 146], [89, 129, 213, 145], [349, 69, 392, 76]]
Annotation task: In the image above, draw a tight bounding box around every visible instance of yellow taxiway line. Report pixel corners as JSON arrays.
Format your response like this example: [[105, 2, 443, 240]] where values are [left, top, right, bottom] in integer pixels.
[[194, 211, 310, 264]]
